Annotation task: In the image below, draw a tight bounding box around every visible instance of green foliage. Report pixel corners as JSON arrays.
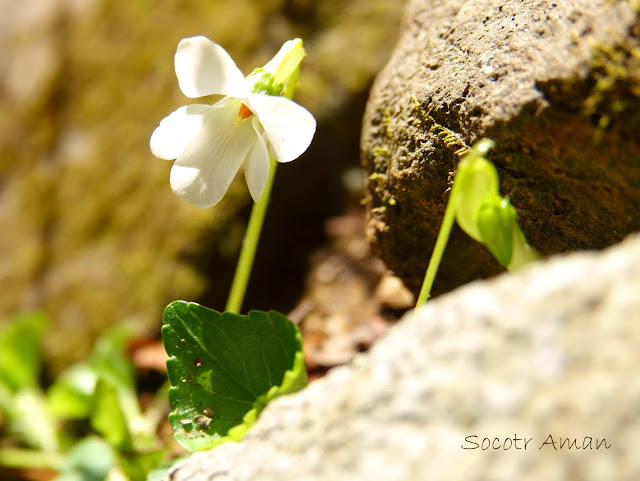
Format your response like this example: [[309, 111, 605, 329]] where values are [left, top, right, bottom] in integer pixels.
[[452, 139, 539, 270], [9, 388, 59, 453], [417, 139, 540, 307], [47, 364, 97, 419], [91, 380, 132, 451], [55, 437, 113, 481], [0, 0, 403, 377], [0, 312, 58, 452], [162, 302, 306, 451], [452, 140, 499, 242], [0, 312, 47, 391], [476, 195, 517, 267], [0, 313, 165, 481]]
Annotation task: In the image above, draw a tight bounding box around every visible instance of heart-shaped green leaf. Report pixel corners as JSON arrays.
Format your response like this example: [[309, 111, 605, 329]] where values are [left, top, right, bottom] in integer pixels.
[[162, 302, 306, 451]]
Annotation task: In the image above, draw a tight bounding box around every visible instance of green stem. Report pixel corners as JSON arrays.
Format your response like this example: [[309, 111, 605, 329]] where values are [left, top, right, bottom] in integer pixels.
[[225, 155, 278, 314], [0, 448, 63, 471], [225, 58, 301, 314], [416, 186, 458, 308]]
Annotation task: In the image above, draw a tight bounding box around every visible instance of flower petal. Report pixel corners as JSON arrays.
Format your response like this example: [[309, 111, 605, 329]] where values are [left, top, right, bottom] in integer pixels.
[[150, 104, 211, 160], [174, 36, 246, 98], [244, 118, 270, 202], [247, 94, 316, 163], [170, 99, 257, 208]]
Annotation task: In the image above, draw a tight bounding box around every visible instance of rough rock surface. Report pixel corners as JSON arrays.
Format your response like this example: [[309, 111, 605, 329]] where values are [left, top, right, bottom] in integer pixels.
[[361, 0, 640, 296], [166, 233, 640, 481]]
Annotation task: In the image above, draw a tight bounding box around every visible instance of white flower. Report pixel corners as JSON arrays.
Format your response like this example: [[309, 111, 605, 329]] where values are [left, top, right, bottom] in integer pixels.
[[150, 36, 316, 208]]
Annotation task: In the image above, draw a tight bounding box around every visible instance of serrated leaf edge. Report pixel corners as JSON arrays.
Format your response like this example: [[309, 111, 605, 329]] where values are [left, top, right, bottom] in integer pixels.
[[163, 303, 307, 451]]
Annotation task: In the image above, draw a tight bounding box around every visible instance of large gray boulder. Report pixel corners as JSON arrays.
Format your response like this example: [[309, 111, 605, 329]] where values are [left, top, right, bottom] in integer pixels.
[[166, 233, 640, 481], [361, 0, 640, 295]]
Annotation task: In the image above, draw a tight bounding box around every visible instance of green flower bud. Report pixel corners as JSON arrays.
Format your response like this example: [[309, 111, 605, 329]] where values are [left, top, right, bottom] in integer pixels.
[[263, 39, 305, 100], [476, 195, 517, 267], [263, 39, 305, 84], [453, 141, 499, 241]]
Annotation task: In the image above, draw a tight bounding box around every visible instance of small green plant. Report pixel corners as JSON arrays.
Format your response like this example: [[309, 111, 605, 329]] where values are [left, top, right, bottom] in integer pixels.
[[149, 37, 540, 469], [1, 35, 317, 481], [0, 312, 164, 481], [149, 36, 314, 459], [416, 138, 539, 306], [0, 33, 543, 481], [162, 304, 306, 451]]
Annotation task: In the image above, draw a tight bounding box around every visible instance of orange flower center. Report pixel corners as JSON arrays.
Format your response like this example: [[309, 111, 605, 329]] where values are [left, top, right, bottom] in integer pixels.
[[238, 103, 253, 119]]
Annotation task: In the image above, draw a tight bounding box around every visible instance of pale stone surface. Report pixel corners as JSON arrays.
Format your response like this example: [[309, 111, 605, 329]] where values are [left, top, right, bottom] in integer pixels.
[[166, 234, 640, 480]]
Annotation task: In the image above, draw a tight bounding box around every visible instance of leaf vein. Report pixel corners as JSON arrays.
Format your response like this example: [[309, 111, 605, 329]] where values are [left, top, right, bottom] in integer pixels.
[[172, 308, 256, 400]]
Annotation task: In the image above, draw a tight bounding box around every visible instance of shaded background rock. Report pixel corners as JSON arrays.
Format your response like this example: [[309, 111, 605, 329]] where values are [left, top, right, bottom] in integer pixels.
[[362, 0, 640, 296], [0, 0, 406, 372], [167, 233, 640, 481]]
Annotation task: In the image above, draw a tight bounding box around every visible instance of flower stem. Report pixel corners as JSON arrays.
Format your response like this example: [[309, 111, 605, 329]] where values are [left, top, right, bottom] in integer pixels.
[[225, 155, 278, 314], [0, 448, 63, 471], [415, 186, 458, 308]]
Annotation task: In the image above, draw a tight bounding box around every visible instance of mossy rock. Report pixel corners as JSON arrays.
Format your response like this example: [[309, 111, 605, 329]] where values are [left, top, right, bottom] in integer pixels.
[[362, 0, 640, 296]]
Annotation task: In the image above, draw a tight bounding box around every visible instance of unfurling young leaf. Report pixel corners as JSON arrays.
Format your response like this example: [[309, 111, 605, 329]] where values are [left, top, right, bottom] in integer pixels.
[[162, 302, 306, 451]]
